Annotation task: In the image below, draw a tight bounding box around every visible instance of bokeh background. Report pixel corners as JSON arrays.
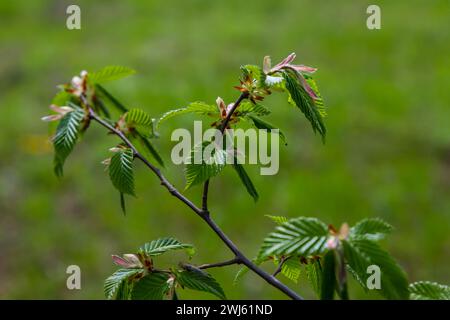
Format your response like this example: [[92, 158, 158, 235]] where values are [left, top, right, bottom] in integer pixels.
[[0, 0, 449, 299]]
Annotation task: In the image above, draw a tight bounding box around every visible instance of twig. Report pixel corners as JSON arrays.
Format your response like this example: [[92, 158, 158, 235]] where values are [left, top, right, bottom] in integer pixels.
[[272, 257, 287, 277], [88, 107, 303, 300], [197, 258, 241, 270]]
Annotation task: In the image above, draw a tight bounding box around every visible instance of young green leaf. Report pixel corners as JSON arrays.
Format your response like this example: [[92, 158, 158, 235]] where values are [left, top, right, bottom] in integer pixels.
[[320, 250, 336, 300], [350, 218, 393, 241], [265, 215, 288, 225], [95, 84, 128, 113], [246, 114, 286, 144], [283, 69, 326, 141], [344, 237, 409, 299], [185, 143, 226, 189], [261, 217, 329, 257], [177, 269, 226, 300], [131, 273, 170, 300], [305, 259, 323, 297], [53, 105, 85, 177], [133, 132, 164, 167], [232, 163, 259, 201], [158, 101, 219, 127], [108, 147, 135, 196], [125, 108, 153, 128], [237, 101, 271, 117], [280, 257, 302, 283], [139, 237, 195, 257], [90, 66, 135, 84], [104, 268, 143, 300], [409, 281, 450, 300]]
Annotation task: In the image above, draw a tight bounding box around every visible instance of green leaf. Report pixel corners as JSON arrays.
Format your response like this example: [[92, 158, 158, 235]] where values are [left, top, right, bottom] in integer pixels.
[[185, 143, 226, 189], [90, 66, 135, 84], [350, 218, 393, 241], [233, 265, 250, 284], [53, 105, 85, 177], [305, 259, 323, 297], [265, 215, 288, 225], [232, 163, 259, 201], [140, 237, 194, 257], [409, 281, 450, 300], [320, 250, 336, 300], [158, 101, 218, 128], [282, 69, 326, 141], [104, 268, 143, 300], [133, 132, 164, 167], [95, 84, 128, 113], [261, 217, 329, 257], [131, 273, 170, 300], [344, 237, 409, 299], [126, 108, 153, 128], [246, 114, 286, 144], [116, 278, 131, 300], [280, 257, 302, 283], [237, 101, 271, 117], [177, 269, 226, 300], [241, 64, 267, 88], [305, 77, 327, 117], [109, 147, 135, 196]]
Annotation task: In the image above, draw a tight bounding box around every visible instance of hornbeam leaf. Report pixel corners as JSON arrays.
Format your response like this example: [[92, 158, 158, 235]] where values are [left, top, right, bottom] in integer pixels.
[[90, 66, 135, 84], [261, 217, 329, 257], [177, 269, 226, 300], [185, 143, 226, 189], [131, 273, 170, 300], [53, 105, 85, 177], [409, 281, 450, 300], [232, 163, 259, 201], [344, 237, 409, 299], [283, 69, 326, 141], [280, 257, 302, 283], [95, 84, 128, 113], [350, 218, 393, 241], [320, 250, 336, 300], [126, 108, 153, 128], [109, 147, 135, 196], [139, 237, 194, 257], [157, 101, 218, 127], [104, 268, 143, 300], [246, 114, 286, 144]]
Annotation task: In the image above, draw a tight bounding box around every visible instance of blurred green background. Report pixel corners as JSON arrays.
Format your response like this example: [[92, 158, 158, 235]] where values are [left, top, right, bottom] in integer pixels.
[[0, 0, 449, 299]]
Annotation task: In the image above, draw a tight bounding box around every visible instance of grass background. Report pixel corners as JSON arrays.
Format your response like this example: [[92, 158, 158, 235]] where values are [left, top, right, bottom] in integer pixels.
[[0, 0, 449, 299]]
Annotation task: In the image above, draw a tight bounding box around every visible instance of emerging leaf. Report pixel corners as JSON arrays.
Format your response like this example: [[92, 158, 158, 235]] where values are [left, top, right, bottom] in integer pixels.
[[108, 147, 135, 196], [350, 218, 393, 241], [261, 217, 329, 257], [104, 268, 143, 299], [90, 66, 135, 84], [344, 237, 409, 299], [232, 163, 259, 201], [283, 69, 326, 141], [184, 143, 227, 189], [131, 272, 170, 300], [140, 237, 195, 257], [177, 269, 226, 300], [265, 215, 288, 225], [53, 105, 85, 177], [409, 281, 450, 300], [157, 101, 218, 128], [280, 257, 302, 283]]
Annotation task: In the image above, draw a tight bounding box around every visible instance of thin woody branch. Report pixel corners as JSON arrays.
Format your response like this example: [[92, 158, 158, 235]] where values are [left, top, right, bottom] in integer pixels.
[[87, 106, 303, 300]]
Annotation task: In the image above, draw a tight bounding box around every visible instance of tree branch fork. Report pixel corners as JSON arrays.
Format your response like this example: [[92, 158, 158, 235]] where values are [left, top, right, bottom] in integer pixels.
[[86, 93, 303, 300]]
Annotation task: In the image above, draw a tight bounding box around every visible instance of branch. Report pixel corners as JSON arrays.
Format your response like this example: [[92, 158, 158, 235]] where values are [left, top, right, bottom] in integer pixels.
[[87, 107, 303, 300], [201, 91, 248, 212], [197, 258, 241, 270], [272, 257, 287, 277]]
